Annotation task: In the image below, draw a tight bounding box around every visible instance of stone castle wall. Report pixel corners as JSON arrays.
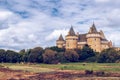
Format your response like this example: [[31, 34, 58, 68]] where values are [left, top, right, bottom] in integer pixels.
[[56, 24, 115, 52], [65, 36, 78, 49]]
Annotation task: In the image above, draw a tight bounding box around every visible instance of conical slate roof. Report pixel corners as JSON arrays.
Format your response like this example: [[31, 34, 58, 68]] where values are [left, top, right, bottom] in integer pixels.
[[100, 30, 105, 39], [89, 23, 98, 33], [57, 34, 64, 41], [100, 30, 108, 41], [68, 26, 76, 36]]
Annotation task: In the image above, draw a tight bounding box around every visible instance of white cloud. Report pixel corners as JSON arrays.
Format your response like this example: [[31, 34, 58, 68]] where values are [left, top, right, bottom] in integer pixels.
[[95, 0, 110, 3], [0, 10, 13, 20], [45, 29, 68, 41], [107, 31, 120, 47], [0, 0, 120, 50]]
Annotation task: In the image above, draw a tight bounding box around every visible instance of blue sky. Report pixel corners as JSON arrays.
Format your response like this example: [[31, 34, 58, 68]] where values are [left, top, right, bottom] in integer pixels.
[[0, 0, 120, 51]]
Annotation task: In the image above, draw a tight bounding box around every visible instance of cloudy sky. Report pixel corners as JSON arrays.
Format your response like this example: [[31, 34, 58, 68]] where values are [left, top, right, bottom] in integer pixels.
[[0, 0, 120, 51]]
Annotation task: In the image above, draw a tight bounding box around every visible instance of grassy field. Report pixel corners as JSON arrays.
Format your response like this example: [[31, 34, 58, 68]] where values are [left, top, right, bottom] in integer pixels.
[[0, 63, 120, 73]]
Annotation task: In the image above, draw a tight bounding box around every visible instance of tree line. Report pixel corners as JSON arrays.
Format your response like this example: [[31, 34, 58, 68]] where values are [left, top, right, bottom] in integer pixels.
[[0, 45, 119, 64]]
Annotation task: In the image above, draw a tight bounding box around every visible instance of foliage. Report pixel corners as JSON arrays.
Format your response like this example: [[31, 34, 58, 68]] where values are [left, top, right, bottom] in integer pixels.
[[56, 52, 66, 63], [43, 49, 58, 64], [46, 46, 65, 52], [28, 47, 43, 63], [0, 46, 119, 63], [98, 48, 120, 63], [64, 50, 79, 62], [0, 49, 6, 62], [5, 50, 21, 63], [79, 45, 96, 61], [20, 49, 31, 62], [86, 56, 97, 62]]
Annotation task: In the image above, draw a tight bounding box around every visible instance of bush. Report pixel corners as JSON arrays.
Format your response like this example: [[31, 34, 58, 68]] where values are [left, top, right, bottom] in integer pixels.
[[96, 71, 105, 76], [86, 56, 97, 62], [85, 70, 93, 75]]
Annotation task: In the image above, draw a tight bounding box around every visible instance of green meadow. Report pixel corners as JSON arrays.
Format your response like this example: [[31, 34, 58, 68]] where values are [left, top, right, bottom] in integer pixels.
[[0, 63, 120, 73]]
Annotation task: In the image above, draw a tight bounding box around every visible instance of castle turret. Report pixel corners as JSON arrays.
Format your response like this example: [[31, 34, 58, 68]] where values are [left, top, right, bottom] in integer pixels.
[[56, 34, 65, 48], [86, 23, 101, 52], [88, 23, 98, 33], [65, 26, 78, 49], [56, 23, 113, 52]]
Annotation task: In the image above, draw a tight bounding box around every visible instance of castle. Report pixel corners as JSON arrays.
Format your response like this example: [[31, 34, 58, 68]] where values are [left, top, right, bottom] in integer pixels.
[[56, 23, 113, 52]]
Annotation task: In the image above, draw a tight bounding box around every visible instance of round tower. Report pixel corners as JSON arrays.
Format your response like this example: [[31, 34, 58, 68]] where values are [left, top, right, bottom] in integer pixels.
[[65, 26, 78, 49], [56, 34, 65, 48], [86, 23, 101, 52]]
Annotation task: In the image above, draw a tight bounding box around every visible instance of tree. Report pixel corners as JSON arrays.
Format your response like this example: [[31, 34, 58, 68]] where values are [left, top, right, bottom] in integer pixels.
[[19, 49, 31, 63], [64, 50, 79, 62], [98, 48, 119, 63], [43, 49, 58, 64], [28, 47, 43, 63], [116, 51, 120, 63], [5, 50, 21, 63], [46, 46, 65, 52], [79, 45, 96, 61], [19, 49, 26, 62], [0, 49, 6, 62], [75, 49, 82, 61], [56, 52, 66, 63]]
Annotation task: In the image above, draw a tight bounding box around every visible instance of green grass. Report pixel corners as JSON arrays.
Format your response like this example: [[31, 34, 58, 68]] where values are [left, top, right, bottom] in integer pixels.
[[0, 63, 120, 73], [35, 63, 120, 72]]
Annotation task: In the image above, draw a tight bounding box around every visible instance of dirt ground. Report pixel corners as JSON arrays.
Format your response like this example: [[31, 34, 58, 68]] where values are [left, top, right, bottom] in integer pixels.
[[0, 68, 120, 80], [0, 68, 35, 80]]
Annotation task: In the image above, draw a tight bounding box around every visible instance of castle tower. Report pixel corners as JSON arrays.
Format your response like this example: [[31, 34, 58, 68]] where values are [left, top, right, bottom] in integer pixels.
[[56, 23, 114, 52], [65, 26, 78, 49], [56, 34, 65, 48], [86, 23, 101, 52]]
